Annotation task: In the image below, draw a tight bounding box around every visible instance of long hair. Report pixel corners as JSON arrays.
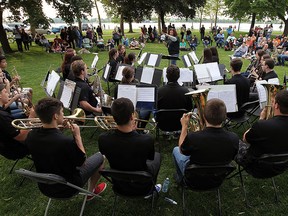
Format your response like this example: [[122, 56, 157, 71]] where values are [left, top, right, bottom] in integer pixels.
[[61, 52, 75, 73]]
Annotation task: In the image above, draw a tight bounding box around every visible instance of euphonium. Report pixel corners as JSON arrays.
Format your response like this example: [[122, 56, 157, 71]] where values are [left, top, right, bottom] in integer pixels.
[[186, 88, 210, 131], [262, 83, 284, 120]]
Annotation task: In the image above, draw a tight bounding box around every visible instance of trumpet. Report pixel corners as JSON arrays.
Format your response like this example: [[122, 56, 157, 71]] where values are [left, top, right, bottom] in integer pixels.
[[94, 115, 157, 131], [11, 108, 98, 129]]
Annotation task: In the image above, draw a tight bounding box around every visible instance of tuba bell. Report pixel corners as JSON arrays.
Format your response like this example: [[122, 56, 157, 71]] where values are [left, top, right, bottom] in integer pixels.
[[262, 83, 284, 120], [186, 88, 210, 131]]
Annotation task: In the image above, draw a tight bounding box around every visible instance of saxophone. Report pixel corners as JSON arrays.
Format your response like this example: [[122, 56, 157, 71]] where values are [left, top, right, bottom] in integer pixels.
[[187, 88, 210, 131]]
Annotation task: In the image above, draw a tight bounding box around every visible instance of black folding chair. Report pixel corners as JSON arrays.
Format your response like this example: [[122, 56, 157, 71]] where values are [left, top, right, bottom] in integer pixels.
[[15, 168, 101, 216], [181, 163, 235, 216], [99, 168, 159, 216], [238, 153, 288, 206]]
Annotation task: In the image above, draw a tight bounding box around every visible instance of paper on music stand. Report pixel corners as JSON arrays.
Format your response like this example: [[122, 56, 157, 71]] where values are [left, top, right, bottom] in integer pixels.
[[117, 84, 137, 107], [103, 64, 111, 80], [141, 67, 154, 84], [206, 62, 223, 81], [138, 52, 148, 65], [137, 87, 155, 102], [183, 54, 192, 67], [188, 51, 199, 64], [197, 84, 238, 113], [115, 65, 126, 81], [179, 68, 193, 83], [268, 78, 280, 85], [91, 54, 99, 69], [194, 64, 211, 83], [147, 54, 159, 67], [46, 70, 60, 97], [60, 79, 76, 109]]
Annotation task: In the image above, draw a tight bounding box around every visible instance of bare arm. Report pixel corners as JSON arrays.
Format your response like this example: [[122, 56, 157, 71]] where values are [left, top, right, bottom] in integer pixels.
[[70, 123, 85, 154], [178, 113, 190, 150], [79, 100, 102, 113]]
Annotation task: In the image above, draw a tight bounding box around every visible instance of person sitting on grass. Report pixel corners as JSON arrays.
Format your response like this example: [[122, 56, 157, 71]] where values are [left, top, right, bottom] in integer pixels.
[[129, 38, 140, 49]]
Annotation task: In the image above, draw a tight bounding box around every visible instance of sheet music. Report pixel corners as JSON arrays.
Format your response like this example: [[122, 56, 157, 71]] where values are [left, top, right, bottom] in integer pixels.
[[179, 68, 193, 83], [91, 54, 99, 69], [115, 65, 126, 81], [141, 67, 154, 84], [183, 55, 192, 67], [60, 79, 76, 109], [46, 70, 60, 97], [147, 54, 159, 67], [268, 78, 280, 85], [198, 84, 238, 112], [103, 64, 110, 80], [255, 80, 268, 109], [138, 52, 148, 65], [194, 64, 211, 83], [162, 67, 168, 83], [206, 62, 223, 81], [137, 87, 155, 102], [188, 51, 199, 64], [117, 84, 137, 107]]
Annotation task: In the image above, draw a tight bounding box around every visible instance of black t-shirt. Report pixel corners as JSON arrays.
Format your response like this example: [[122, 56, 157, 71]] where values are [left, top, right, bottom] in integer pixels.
[[262, 70, 278, 81], [167, 37, 180, 55], [74, 77, 98, 115], [181, 127, 239, 165], [3, 70, 12, 82], [25, 128, 86, 198], [108, 59, 118, 81], [157, 82, 193, 111], [0, 107, 29, 160]]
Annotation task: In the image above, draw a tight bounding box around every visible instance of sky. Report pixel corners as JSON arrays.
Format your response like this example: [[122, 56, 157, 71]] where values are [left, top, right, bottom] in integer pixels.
[[42, 1, 107, 19]]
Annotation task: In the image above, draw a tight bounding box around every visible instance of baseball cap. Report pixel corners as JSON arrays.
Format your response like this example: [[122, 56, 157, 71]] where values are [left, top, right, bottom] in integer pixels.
[[0, 83, 6, 91]]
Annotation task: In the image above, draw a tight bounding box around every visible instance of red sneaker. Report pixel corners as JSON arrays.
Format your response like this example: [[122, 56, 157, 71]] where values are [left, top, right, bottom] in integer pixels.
[[86, 182, 107, 201]]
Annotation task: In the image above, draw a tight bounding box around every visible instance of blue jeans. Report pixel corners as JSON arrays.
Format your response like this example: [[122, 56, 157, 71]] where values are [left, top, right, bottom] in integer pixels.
[[172, 147, 190, 181], [170, 53, 179, 65]]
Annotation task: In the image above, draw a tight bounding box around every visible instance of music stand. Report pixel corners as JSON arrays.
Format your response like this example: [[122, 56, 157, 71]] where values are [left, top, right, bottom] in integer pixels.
[[42, 70, 61, 98], [135, 66, 163, 87], [161, 55, 181, 66], [57, 79, 79, 112], [144, 53, 162, 67]]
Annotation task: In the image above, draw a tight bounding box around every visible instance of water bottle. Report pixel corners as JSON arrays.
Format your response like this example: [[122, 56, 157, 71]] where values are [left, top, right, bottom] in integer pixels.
[[162, 177, 170, 193]]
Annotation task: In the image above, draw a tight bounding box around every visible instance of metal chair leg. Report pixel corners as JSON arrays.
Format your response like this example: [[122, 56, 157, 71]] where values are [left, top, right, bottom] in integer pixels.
[[271, 177, 279, 203], [112, 195, 118, 216], [217, 189, 222, 216], [182, 186, 186, 216], [9, 159, 20, 174], [238, 165, 249, 207], [19, 162, 35, 187], [44, 198, 52, 216]]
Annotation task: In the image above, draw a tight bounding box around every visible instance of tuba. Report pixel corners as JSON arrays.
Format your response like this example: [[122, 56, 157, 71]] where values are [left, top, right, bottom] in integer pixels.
[[186, 88, 210, 131], [262, 83, 284, 120]]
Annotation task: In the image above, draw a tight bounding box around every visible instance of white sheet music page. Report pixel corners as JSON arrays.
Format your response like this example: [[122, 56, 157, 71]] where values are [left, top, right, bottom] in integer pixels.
[[268, 78, 280, 85], [60, 79, 76, 109], [183, 55, 192, 67], [91, 54, 99, 69], [115, 65, 126, 81], [117, 84, 137, 107], [206, 62, 223, 81], [162, 67, 168, 83], [46, 70, 60, 96], [137, 87, 155, 102], [147, 54, 159, 67], [188, 51, 199, 64], [198, 84, 238, 113], [255, 80, 268, 109], [138, 52, 148, 65], [103, 64, 110, 80], [194, 64, 211, 83], [141, 67, 154, 84], [179, 68, 193, 83]]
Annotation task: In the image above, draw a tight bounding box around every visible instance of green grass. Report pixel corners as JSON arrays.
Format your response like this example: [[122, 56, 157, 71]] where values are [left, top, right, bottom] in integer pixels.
[[1, 30, 288, 216]]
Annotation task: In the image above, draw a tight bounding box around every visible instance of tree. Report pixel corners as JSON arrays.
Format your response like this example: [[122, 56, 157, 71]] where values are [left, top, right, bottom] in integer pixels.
[[94, 0, 102, 27]]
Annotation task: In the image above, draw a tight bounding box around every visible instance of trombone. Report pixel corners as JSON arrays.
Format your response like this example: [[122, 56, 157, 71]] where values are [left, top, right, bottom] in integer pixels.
[[11, 108, 98, 129]]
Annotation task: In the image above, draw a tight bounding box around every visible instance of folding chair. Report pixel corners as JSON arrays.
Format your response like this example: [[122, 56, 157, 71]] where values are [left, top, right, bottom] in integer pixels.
[[224, 100, 260, 131], [237, 153, 288, 206], [99, 168, 159, 216], [181, 163, 235, 216], [15, 168, 101, 216]]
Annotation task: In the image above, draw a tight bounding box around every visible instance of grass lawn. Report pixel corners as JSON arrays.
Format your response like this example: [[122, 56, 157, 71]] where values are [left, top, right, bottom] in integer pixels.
[[1, 29, 288, 216]]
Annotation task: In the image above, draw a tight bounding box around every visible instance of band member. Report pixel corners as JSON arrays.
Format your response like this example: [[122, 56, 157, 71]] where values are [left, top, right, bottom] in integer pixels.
[[260, 58, 279, 81], [173, 98, 239, 182], [71, 60, 102, 115], [237, 89, 288, 177], [0, 83, 33, 160], [25, 97, 106, 200], [98, 98, 161, 194]]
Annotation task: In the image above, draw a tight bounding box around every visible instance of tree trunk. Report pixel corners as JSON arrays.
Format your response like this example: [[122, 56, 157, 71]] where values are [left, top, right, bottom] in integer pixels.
[[128, 21, 133, 33], [0, 10, 13, 54], [199, 8, 203, 30], [283, 19, 288, 36], [214, 10, 218, 27], [160, 11, 165, 31], [78, 18, 82, 32], [238, 19, 241, 32], [158, 15, 161, 33], [120, 14, 124, 35], [94, 0, 102, 27], [250, 13, 256, 30]]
